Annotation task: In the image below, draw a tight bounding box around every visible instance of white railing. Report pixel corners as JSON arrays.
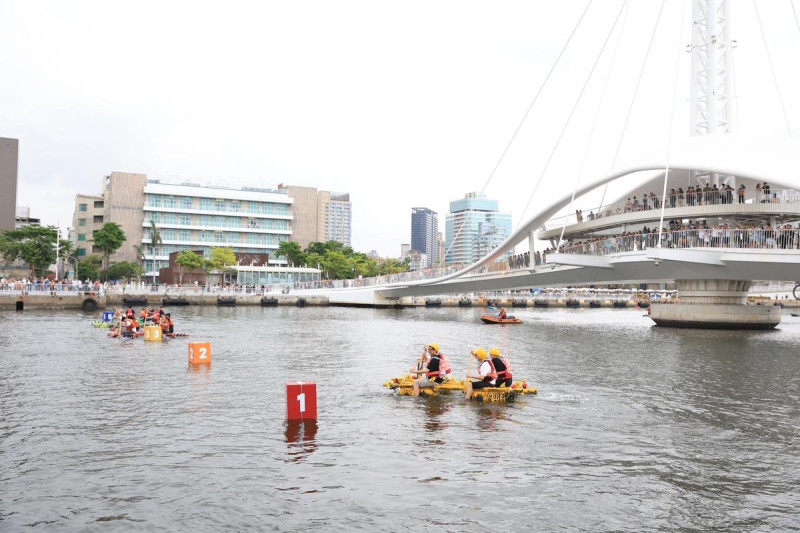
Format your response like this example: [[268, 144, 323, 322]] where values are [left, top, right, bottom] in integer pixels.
[[556, 228, 800, 257]]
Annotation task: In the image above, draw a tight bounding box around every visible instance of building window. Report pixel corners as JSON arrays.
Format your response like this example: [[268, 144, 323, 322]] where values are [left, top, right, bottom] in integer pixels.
[[181, 197, 193, 210], [78, 234, 86, 241], [76, 248, 86, 256], [148, 195, 162, 208], [93, 215, 103, 224], [78, 218, 87, 226], [200, 198, 212, 211], [93, 200, 104, 208], [214, 200, 226, 212], [230, 202, 241, 212], [179, 214, 192, 225], [164, 196, 177, 208], [78, 203, 87, 212]]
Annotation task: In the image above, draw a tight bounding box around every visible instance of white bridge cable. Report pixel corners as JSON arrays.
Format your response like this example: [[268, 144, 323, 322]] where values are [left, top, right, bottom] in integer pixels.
[[437, 0, 594, 266], [598, 0, 670, 210], [791, 0, 800, 36], [518, 0, 630, 233], [556, 0, 631, 251], [753, 0, 794, 138], [657, 0, 688, 248]]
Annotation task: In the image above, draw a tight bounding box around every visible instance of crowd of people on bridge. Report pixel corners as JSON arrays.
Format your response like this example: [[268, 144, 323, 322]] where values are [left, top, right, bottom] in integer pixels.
[[580, 181, 786, 222]]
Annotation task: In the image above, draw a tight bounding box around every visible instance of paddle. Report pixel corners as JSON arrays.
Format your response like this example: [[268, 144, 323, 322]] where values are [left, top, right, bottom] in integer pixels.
[[464, 351, 474, 399]]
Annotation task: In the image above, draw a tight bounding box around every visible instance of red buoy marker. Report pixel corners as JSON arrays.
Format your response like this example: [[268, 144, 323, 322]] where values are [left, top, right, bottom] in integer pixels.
[[286, 382, 317, 421]]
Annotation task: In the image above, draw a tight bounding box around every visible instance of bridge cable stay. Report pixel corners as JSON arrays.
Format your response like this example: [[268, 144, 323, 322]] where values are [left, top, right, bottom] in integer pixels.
[[597, 0, 670, 211], [752, 0, 794, 138], [436, 0, 594, 267], [517, 1, 631, 235], [792, 0, 800, 36], [556, 0, 632, 252], [657, 0, 690, 248]]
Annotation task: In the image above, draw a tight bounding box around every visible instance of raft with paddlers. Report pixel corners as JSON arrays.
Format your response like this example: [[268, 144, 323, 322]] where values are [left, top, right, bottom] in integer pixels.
[[383, 374, 536, 402], [479, 314, 523, 324], [107, 329, 189, 339]]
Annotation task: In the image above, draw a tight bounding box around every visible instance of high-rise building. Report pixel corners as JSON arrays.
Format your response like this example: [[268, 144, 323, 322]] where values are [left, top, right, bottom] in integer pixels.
[[280, 185, 352, 249], [411, 207, 438, 265], [444, 192, 512, 265], [71, 194, 105, 257], [0, 138, 19, 232]]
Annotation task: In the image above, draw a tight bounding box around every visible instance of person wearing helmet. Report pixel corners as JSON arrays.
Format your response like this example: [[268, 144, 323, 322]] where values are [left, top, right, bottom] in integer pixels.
[[497, 307, 508, 320], [465, 348, 497, 398], [409, 343, 448, 396], [490, 347, 513, 387]]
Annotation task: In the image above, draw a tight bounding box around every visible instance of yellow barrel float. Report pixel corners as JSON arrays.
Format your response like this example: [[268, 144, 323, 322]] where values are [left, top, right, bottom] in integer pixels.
[[143, 325, 162, 342]]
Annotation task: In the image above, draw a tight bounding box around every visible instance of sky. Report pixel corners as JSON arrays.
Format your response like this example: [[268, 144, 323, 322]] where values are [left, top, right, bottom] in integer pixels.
[[2, 0, 799, 257]]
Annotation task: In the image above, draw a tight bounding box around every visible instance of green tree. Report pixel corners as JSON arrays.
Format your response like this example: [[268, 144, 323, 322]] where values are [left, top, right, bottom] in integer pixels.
[[107, 261, 145, 282], [206, 247, 237, 285], [175, 250, 206, 284], [0, 225, 59, 278], [276, 240, 306, 267], [77, 255, 102, 281], [92, 222, 127, 281], [148, 220, 162, 284]]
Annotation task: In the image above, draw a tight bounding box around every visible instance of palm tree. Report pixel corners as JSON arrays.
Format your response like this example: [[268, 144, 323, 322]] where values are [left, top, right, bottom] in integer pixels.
[[133, 244, 146, 282], [148, 220, 162, 284]]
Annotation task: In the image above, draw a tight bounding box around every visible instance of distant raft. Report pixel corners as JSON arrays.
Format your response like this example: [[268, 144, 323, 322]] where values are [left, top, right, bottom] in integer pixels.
[[106, 329, 189, 339], [479, 314, 523, 324], [383, 374, 537, 403]]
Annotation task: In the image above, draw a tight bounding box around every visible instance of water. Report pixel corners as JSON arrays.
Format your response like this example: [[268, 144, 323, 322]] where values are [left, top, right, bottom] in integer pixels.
[[1, 306, 799, 531]]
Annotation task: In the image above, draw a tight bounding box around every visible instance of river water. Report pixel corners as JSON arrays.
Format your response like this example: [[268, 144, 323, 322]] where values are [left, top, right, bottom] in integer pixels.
[[1, 305, 799, 531]]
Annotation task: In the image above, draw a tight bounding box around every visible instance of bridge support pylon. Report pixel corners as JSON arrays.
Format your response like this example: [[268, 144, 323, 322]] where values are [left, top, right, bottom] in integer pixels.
[[649, 280, 781, 330]]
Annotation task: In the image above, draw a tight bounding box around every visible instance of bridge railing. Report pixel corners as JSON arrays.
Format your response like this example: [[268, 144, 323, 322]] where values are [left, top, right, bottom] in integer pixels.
[[555, 228, 800, 257], [543, 187, 800, 229]]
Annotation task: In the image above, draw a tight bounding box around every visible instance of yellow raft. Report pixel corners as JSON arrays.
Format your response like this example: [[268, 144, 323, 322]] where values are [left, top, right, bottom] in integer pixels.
[[383, 374, 537, 403]]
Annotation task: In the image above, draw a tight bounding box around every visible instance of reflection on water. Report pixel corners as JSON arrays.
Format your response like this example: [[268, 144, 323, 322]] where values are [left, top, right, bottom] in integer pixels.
[[285, 419, 318, 462], [1, 306, 799, 531]]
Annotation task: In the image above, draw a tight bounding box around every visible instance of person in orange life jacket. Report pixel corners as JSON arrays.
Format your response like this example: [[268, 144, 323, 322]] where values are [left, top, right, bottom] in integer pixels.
[[465, 348, 497, 398], [166, 313, 174, 333], [497, 307, 508, 319], [490, 347, 513, 387], [409, 343, 451, 396], [125, 307, 135, 319], [159, 313, 169, 333]]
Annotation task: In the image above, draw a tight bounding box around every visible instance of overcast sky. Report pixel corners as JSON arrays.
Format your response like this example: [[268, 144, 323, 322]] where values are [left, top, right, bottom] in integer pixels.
[[2, 0, 799, 257]]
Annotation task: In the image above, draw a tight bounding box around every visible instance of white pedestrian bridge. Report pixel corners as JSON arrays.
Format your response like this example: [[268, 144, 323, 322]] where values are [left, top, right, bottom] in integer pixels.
[[304, 135, 800, 314]]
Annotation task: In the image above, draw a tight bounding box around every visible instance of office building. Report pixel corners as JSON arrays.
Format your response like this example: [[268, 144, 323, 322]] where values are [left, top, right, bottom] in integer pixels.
[[411, 207, 438, 265], [75, 172, 317, 282], [0, 138, 19, 232], [280, 185, 352, 249], [444, 192, 512, 264]]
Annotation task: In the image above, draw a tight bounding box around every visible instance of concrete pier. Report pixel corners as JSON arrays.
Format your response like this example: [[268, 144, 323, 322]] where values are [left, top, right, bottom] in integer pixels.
[[649, 280, 782, 330]]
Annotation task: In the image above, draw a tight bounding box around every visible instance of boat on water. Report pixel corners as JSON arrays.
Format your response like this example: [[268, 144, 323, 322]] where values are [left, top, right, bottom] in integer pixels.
[[383, 374, 537, 403], [479, 314, 523, 324], [106, 329, 189, 339]]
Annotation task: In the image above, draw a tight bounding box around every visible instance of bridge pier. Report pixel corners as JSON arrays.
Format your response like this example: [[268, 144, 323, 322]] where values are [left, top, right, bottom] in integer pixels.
[[650, 280, 781, 330]]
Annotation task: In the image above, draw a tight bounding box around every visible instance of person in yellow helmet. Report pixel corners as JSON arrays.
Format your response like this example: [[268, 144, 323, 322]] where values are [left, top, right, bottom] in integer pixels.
[[409, 343, 448, 396], [465, 348, 497, 398], [489, 347, 513, 387]]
